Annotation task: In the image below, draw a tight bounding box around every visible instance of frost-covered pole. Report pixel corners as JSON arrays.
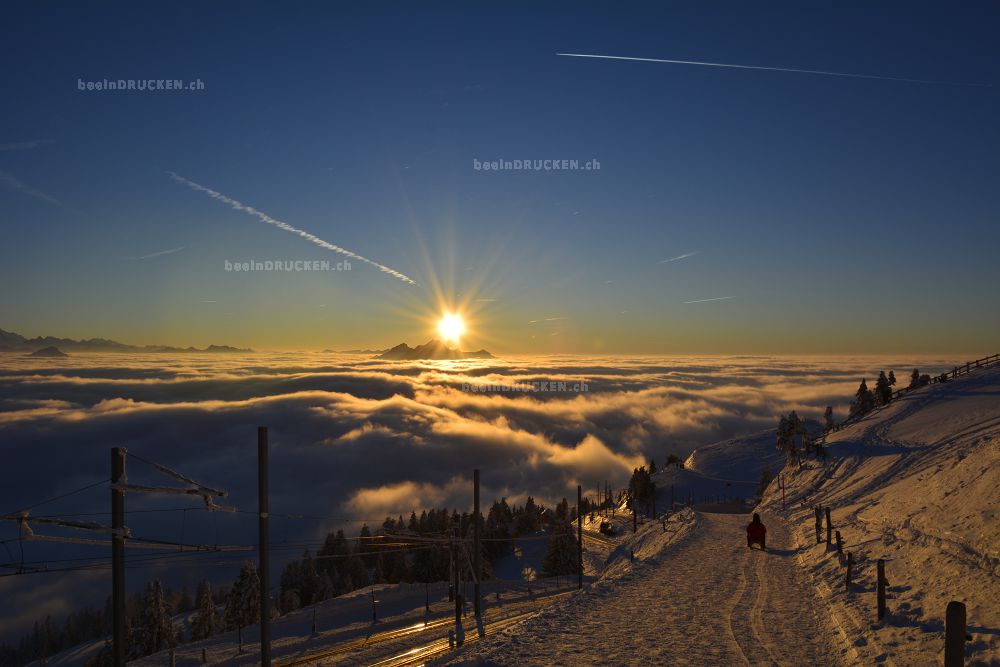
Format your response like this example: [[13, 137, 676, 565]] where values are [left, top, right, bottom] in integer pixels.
[[258, 427, 271, 666], [825, 507, 833, 546], [111, 447, 126, 667], [452, 527, 463, 644], [577, 485, 583, 590], [473, 469, 481, 618]]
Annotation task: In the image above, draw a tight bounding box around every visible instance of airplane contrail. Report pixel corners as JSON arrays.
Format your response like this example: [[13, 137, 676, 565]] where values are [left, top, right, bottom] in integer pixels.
[[168, 172, 417, 285], [661, 251, 699, 264], [684, 296, 737, 304], [136, 246, 185, 260], [557, 53, 992, 87]]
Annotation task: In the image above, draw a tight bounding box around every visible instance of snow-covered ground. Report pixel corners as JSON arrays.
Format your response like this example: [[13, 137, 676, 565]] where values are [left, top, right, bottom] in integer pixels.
[[760, 364, 1000, 666], [651, 428, 785, 510], [438, 508, 850, 666]]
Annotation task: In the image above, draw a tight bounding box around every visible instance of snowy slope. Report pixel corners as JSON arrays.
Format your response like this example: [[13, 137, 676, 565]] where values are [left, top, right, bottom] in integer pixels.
[[650, 428, 786, 509], [760, 364, 1000, 666]]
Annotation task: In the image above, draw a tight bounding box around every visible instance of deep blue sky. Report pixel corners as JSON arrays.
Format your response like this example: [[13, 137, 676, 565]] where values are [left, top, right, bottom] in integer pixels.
[[1, 1, 997, 353]]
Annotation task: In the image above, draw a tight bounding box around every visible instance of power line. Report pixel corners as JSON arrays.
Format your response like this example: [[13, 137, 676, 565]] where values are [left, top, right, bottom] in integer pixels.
[[4, 478, 109, 516]]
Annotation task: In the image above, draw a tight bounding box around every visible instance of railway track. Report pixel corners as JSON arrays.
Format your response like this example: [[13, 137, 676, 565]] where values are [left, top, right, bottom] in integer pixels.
[[367, 607, 542, 667], [276, 590, 574, 667]]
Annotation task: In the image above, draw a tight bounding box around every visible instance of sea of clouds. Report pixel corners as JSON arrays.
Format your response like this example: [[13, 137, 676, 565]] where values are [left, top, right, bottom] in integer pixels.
[[0, 351, 964, 639]]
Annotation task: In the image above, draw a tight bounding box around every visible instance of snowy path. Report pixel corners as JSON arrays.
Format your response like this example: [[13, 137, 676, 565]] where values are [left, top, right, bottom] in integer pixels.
[[442, 512, 845, 666]]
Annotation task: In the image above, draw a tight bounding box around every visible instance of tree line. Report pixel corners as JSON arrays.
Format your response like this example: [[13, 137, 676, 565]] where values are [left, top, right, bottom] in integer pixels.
[[0, 493, 593, 666]]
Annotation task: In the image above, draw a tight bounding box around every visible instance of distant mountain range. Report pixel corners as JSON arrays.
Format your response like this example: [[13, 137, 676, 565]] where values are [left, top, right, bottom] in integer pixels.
[[0, 328, 252, 354], [376, 339, 494, 360], [28, 346, 68, 357]]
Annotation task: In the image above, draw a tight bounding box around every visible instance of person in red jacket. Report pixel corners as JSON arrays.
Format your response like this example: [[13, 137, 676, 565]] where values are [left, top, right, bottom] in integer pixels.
[[746, 513, 766, 550]]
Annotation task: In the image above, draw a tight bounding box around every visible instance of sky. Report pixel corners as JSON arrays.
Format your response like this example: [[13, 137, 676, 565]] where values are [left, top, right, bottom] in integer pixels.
[[1, 1, 998, 354]]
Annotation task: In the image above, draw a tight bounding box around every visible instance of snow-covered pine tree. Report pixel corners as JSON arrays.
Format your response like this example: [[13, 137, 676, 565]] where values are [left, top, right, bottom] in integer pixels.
[[541, 514, 579, 577], [190, 579, 216, 641], [776, 415, 790, 453], [888, 370, 896, 387], [910, 368, 920, 387], [757, 465, 773, 498], [823, 406, 834, 431], [237, 560, 261, 627], [875, 371, 892, 406], [850, 379, 875, 417], [137, 580, 173, 657], [224, 561, 259, 631]]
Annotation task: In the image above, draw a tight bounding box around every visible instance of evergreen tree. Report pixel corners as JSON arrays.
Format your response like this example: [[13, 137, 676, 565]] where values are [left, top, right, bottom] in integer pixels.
[[190, 579, 216, 641], [875, 371, 892, 406], [823, 406, 834, 431], [627, 467, 654, 513], [757, 465, 774, 498], [888, 370, 896, 387], [849, 379, 875, 417], [515, 497, 542, 535], [137, 580, 173, 657], [279, 560, 302, 612], [910, 368, 921, 387], [541, 515, 580, 577], [225, 561, 260, 631], [648, 458, 657, 475], [177, 586, 193, 614], [776, 415, 791, 454]]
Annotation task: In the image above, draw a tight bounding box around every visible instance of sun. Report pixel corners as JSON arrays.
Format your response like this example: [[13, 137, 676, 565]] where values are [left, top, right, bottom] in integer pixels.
[[437, 312, 466, 344]]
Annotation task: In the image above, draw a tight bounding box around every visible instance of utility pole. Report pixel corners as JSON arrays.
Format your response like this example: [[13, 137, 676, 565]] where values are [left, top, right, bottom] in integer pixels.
[[111, 448, 126, 667], [258, 427, 271, 667], [452, 528, 462, 643], [577, 485, 583, 590], [473, 469, 481, 619]]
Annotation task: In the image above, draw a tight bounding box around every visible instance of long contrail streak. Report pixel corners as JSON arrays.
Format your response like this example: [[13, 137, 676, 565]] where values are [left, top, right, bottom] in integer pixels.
[[168, 172, 417, 285], [557, 53, 991, 88], [684, 296, 737, 304], [661, 251, 699, 264]]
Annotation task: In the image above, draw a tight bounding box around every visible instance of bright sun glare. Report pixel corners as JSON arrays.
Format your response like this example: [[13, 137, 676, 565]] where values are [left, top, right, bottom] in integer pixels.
[[437, 313, 466, 343]]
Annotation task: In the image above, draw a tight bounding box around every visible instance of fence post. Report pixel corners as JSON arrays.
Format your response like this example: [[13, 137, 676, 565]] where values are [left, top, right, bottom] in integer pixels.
[[877, 559, 887, 620], [945, 600, 967, 667], [845, 552, 853, 590], [814, 507, 822, 543], [835, 530, 843, 557], [825, 507, 833, 546]]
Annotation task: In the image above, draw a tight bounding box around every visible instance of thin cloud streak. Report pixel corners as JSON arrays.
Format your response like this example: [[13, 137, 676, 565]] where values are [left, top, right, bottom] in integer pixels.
[[556, 53, 992, 88], [168, 172, 417, 285], [661, 251, 700, 264], [684, 296, 737, 304], [0, 139, 54, 151], [0, 171, 70, 210], [135, 246, 186, 260]]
